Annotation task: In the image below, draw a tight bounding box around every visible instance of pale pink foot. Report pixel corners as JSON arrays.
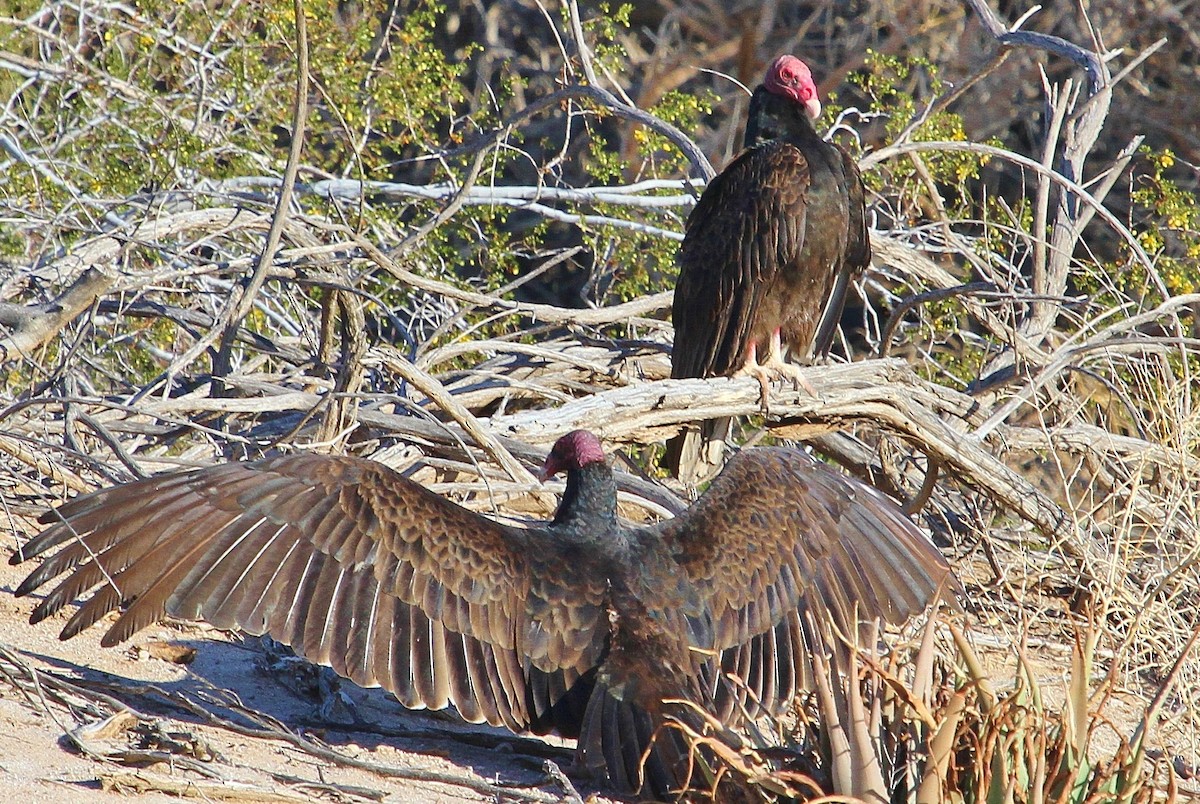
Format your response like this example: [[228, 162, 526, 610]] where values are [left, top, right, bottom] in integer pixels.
[[732, 330, 817, 414]]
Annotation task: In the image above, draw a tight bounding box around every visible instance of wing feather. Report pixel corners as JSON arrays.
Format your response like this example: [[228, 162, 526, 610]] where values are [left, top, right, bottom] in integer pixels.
[[810, 147, 871, 355], [12, 453, 609, 733], [654, 447, 957, 718], [671, 143, 811, 380]]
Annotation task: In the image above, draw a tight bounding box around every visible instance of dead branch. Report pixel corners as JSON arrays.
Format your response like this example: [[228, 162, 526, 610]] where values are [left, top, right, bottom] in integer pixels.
[[211, 0, 310, 386], [0, 267, 114, 361]]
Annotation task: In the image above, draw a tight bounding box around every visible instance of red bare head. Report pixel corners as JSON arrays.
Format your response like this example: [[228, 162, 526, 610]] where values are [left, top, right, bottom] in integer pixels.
[[539, 430, 608, 481], [763, 55, 821, 120]]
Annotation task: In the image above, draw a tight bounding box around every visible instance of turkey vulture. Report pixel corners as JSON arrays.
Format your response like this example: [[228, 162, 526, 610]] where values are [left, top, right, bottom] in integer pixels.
[[12, 430, 954, 799], [667, 55, 871, 484]]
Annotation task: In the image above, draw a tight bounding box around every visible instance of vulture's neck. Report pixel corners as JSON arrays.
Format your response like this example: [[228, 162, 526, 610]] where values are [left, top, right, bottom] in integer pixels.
[[744, 86, 820, 149], [552, 462, 619, 542]]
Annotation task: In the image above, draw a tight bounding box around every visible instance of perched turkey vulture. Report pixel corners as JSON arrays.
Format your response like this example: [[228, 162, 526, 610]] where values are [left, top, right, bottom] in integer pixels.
[[667, 55, 871, 485], [12, 430, 954, 799]]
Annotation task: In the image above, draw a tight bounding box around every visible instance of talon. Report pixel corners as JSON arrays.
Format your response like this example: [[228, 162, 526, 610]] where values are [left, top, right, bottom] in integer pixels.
[[762, 329, 818, 396], [733, 331, 818, 414], [732, 342, 774, 414], [756, 372, 771, 414]]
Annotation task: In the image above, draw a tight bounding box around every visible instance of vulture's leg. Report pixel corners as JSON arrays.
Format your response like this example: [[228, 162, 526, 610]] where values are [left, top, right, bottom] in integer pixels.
[[735, 331, 819, 413], [761, 329, 818, 395], [763, 331, 820, 393], [733, 341, 773, 413]]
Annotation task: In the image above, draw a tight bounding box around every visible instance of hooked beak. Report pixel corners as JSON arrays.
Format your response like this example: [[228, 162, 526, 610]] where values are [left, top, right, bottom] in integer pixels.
[[805, 97, 822, 120], [537, 457, 559, 483]]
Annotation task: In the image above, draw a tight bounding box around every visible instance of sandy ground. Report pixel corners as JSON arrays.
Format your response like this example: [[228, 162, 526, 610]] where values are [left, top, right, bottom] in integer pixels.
[[0, 545, 609, 803]]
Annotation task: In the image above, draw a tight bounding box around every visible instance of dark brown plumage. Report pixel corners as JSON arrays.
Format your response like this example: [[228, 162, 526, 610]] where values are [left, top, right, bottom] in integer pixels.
[[667, 55, 871, 484], [12, 430, 955, 799]]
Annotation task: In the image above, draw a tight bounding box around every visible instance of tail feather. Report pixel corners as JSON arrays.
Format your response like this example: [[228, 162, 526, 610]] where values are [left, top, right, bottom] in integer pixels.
[[577, 680, 699, 800]]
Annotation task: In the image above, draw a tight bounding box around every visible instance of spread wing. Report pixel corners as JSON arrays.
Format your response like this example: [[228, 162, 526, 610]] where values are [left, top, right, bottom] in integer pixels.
[[651, 447, 958, 720], [12, 454, 609, 733], [671, 141, 811, 379]]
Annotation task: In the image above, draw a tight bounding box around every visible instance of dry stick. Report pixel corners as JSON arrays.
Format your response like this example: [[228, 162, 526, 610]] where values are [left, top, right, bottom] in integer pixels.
[[972, 293, 1200, 440], [1074, 136, 1143, 234], [75, 413, 147, 480], [97, 773, 312, 803], [316, 218, 673, 325], [1030, 72, 1073, 323], [298, 175, 701, 209], [268, 772, 387, 803], [862, 140, 1161, 288], [1129, 624, 1200, 757], [419, 338, 643, 382], [309, 180, 689, 240], [906, 151, 954, 245], [961, 0, 1109, 84], [212, 0, 309, 387], [564, 0, 599, 90], [1001, 32, 1109, 344], [564, 0, 645, 118], [373, 347, 544, 492], [870, 236, 1051, 367], [0, 267, 114, 363], [806, 616, 854, 791], [314, 290, 367, 451], [0, 434, 91, 493]]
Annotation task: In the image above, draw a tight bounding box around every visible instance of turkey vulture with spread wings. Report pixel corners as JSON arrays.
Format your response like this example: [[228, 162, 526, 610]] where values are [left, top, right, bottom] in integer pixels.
[[12, 430, 954, 799], [667, 55, 871, 485]]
